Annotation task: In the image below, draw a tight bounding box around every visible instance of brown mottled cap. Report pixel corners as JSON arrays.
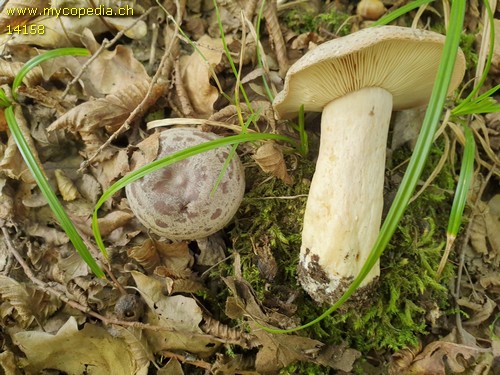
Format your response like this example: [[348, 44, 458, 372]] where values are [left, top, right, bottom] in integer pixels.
[[273, 26, 466, 119]]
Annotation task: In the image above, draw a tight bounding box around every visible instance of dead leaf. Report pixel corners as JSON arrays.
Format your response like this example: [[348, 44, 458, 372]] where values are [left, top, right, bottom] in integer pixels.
[[180, 35, 225, 117], [0, 275, 61, 328], [111, 325, 152, 374], [80, 31, 151, 96], [131, 271, 220, 356], [253, 142, 293, 185], [252, 325, 322, 373], [158, 358, 184, 375], [0, 59, 43, 87], [48, 81, 149, 135], [0, 0, 47, 32], [14, 316, 145, 375], [0, 350, 20, 375], [128, 239, 163, 273], [470, 194, 500, 265], [54, 169, 80, 201]]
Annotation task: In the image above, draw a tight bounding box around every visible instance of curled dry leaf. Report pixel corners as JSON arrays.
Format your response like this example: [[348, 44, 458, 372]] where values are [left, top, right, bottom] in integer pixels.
[[405, 340, 487, 375], [14, 316, 145, 375], [0, 275, 61, 328], [131, 271, 219, 356], [54, 169, 80, 201], [0, 60, 43, 86], [111, 325, 152, 373], [252, 142, 293, 184], [469, 194, 500, 265], [80, 30, 151, 96], [180, 35, 225, 118], [48, 80, 149, 134], [128, 239, 162, 273]]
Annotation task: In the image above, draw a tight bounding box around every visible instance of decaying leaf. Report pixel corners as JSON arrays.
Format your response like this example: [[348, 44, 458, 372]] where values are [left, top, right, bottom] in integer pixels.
[[54, 169, 80, 201], [111, 325, 153, 374], [0, 275, 61, 328], [469, 194, 500, 265], [128, 239, 162, 273], [131, 271, 220, 356], [180, 35, 225, 117], [253, 142, 293, 185], [14, 316, 146, 375], [48, 81, 149, 134], [0, 59, 43, 87], [158, 358, 184, 375], [0, 350, 19, 375], [0, 0, 47, 31], [79, 30, 151, 96]]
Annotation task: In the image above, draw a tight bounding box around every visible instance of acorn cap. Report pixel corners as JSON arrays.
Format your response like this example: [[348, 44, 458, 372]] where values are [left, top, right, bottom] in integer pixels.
[[273, 26, 466, 119]]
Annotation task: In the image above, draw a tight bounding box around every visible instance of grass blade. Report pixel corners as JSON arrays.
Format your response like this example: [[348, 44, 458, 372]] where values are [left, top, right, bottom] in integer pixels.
[[5, 106, 104, 277], [437, 125, 475, 276], [372, 0, 434, 27], [12, 48, 90, 100]]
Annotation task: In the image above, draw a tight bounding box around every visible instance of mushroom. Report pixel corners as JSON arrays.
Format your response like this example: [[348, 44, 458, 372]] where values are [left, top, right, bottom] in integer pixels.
[[356, 0, 386, 20], [125, 128, 245, 240], [273, 26, 466, 304]]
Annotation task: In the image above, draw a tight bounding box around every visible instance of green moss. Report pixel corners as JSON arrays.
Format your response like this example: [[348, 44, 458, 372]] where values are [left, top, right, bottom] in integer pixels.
[[284, 9, 350, 36], [225, 137, 457, 354]]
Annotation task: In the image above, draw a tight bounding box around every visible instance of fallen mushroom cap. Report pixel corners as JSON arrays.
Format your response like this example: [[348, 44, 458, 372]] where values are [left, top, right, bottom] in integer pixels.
[[125, 128, 245, 240], [273, 26, 466, 304], [274, 26, 466, 118]]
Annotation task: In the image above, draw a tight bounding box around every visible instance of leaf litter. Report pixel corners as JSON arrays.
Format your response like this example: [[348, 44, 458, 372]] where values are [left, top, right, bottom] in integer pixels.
[[0, 0, 498, 374]]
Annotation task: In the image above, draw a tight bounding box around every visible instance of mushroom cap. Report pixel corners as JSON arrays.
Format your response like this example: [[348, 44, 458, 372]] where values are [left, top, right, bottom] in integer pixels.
[[273, 26, 466, 119], [125, 128, 245, 240]]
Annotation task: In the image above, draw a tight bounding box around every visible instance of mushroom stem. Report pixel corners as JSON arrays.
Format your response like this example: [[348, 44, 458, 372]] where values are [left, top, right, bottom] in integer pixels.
[[298, 86, 393, 304]]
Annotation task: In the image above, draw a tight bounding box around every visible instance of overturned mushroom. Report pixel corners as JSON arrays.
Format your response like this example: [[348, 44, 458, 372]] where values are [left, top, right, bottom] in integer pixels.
[[273, 26, 466, 304], [126, 128, 245, 240]]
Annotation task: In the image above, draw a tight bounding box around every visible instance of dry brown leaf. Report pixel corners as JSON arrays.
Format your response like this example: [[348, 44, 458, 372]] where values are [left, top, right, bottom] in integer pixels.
[[111, 325, 153, 374], [25, 223, 69, 245], [48, 81, 149, 134], [131, 271, 220, 356], [90, 149, 130, 190], [0, 0, 47, 31], [252, 325, 323, 373], [253, 142, 293, 184], [128, 239, 162, 273], [0, 59, 43, 86], [14, 316, 146, 375], [405, 341, 484, 375], [470, 194, 500, 265], [0, 275, 61, 328], [54, 169, 80, 201], [0, 350, 20, 375], [491, 19, 500, 74], [180, 35, 225, 117], [80, 31, 150, 96], [158, 359, 184, 375]]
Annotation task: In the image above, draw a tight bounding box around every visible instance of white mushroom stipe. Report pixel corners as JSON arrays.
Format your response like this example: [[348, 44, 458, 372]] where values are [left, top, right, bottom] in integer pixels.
[[273, 26, 466, 304], [126, 128, 245, 240], [299, 87, 391, 300]]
